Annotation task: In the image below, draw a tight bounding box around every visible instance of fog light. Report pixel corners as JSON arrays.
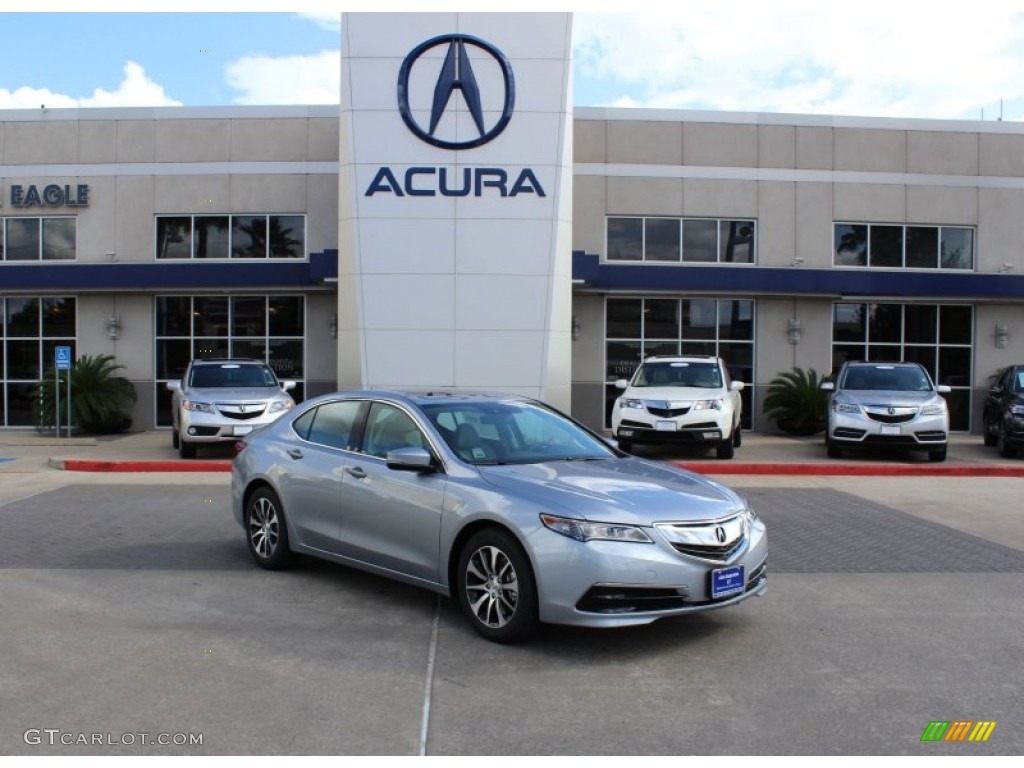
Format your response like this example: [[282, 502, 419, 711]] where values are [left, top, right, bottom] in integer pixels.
[[188, 427, 197, 436], [703, 431, 720, 440]]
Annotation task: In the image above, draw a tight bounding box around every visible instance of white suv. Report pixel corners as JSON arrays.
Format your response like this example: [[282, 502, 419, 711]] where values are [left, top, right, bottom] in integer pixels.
[[611, 356, 744, 459]]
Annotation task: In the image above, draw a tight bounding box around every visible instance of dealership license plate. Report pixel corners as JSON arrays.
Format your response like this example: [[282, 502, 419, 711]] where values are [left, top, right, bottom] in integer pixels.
[[710, 565, 745, 599], [880, 425, 901, 436], [233, 425, 254, 436], [656, 421, 676, 432]]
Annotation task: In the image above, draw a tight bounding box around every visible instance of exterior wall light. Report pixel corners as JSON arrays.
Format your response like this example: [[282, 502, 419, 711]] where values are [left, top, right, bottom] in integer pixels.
[[787, 318, 802, 345], [571, 315, 581, 341], [995, 322, 1009, 349], [329, 313, 338, 339], [106, 314, 122, 341]]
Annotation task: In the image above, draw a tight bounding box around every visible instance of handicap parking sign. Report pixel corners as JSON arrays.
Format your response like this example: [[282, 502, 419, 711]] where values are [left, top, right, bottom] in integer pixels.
[[55, 346, 72, 370]]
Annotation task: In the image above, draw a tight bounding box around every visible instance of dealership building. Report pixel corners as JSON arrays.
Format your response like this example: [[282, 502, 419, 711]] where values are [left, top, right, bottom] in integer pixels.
[[2, 12, 1024, 435]]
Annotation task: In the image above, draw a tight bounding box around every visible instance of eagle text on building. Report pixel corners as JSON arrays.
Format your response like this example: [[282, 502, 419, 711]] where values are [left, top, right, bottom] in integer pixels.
[[10, 184, 90, 208]]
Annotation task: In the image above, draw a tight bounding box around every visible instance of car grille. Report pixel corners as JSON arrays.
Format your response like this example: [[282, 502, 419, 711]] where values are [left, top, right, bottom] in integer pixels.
[[647, 406, 691, 418], [655, 513, 747, 563], [216, 403, 266, 420], [866, 412, 915, 424]]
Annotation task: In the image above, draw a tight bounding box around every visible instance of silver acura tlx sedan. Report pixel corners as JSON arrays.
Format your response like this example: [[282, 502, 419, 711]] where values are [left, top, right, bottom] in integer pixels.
[[231, 390, 767, 643]]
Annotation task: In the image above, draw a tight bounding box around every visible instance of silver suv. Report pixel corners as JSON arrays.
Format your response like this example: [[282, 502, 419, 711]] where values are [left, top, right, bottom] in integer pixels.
[[821, 361, 951, 462], [168, 359, 296, 458]]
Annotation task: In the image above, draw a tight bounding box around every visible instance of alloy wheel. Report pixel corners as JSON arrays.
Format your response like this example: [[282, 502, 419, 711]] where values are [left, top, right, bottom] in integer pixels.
[[248, 496, 280, 560], [464, 545, 520, 628]]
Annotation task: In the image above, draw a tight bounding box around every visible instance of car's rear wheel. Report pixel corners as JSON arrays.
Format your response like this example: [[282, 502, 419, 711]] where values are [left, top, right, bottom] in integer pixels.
[[457, 528, 538, 644], [928, 446, 947, 462], [245, 487, 293, 570]]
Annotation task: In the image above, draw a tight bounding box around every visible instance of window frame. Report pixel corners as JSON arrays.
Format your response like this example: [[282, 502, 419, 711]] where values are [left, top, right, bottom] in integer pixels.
[[154, 214, 308, 261], [0, 216, 78, 262], [605, 216, 757, 265], [833, 222, 974, 271]]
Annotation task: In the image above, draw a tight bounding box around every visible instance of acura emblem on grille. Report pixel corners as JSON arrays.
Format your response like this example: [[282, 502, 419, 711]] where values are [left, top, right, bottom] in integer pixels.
[[239, 405, 246, 413], [888, 407, 896, 415], [715, 526, 727, 543]]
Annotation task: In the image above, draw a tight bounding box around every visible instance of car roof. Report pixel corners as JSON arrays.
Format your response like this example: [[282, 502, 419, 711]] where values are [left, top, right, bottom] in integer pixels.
[[642, 355, 720, 363], [189, 358, 266, 366], [304, 389, 535, 407], [842, 361, 923, 369]]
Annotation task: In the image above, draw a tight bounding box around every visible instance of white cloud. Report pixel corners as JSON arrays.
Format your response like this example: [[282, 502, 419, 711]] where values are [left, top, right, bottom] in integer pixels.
[[0, 61, 181, 109], [225, 50, 341, 105], [573, 12, 1024, 121], [295, 11, 341, 32]]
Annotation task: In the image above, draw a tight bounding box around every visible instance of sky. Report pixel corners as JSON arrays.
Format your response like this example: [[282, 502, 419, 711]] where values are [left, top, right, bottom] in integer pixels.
[[3, 4, 1024, 122]]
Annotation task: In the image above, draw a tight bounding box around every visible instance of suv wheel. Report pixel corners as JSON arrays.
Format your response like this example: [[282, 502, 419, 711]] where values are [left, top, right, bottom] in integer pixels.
[[928, 446, 947, 462], [733, 426, 742, 448], [617, 438, 633, 454], [983, 418, 998, 447], [245, 487, 293, 570], [716, 438, 735, 460], [998, 428, 1017, 459], [172, 429, 180, 449], [457, 528, 538, 644], [178, 437, 197, 459], [826, 435, 843, 459]]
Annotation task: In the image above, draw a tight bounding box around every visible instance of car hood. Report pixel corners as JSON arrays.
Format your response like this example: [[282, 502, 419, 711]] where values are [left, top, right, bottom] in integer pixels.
[[622, 386, 726, 406], [184, 387, 287, 401], [837, 390, 943, 407], [478, 457, 745, 525]]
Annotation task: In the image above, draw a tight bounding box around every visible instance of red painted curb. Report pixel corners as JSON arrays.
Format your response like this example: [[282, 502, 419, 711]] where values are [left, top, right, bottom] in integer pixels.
[[62, 460, 231, 473], [674, 462, 1024, 477]]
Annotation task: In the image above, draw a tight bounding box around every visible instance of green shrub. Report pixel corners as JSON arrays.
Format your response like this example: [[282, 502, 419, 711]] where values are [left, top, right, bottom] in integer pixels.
[[763, 367, 830, 436], [35, 354, 137, 434]]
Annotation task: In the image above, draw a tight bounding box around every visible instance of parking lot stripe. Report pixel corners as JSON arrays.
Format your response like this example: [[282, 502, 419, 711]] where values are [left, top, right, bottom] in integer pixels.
[[419, 596, 441, 756]]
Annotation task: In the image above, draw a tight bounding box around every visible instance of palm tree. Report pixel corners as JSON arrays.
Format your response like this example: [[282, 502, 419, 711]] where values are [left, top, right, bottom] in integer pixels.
[[763, 367, 830, 436]]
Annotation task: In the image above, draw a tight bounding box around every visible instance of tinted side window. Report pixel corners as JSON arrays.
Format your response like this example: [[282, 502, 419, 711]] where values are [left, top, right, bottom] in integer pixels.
[[291, 407, 317, 440], [362, 403, 428, 459], [307, 401, 362, 450]]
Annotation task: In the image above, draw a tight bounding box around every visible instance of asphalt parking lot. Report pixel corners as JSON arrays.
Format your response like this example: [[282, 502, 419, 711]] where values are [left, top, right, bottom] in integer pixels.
[[1, 468, 1022, 755]]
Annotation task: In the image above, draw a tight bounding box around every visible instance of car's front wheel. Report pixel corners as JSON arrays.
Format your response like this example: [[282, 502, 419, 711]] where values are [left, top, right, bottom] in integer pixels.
[[716, 438, 735, 459], [998, 427, 1017, 459], [178, 437, 196, 459], [983, 416, 998, 447], [245, 487, 293, 570], [457, 528, 538, 644], [928, 446, 947, 462]]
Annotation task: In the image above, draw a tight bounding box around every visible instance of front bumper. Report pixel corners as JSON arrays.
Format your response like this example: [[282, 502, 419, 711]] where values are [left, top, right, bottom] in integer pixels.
[[528, 520, 767, 628], [614, 416, 730, 446], [179, 409, 284, 443], [828, 411, 948, 447]]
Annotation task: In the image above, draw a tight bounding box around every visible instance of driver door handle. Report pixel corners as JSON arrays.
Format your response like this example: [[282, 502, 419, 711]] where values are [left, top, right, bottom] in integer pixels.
[[287, 448, 303, 460], [345, 466, 366, 479]]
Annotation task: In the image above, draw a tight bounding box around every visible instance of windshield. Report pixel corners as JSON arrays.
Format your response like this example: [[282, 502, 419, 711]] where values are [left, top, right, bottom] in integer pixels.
[[189, 363, 279, 388], [841, 365, 932, 392], [631, 361, 722, 389], [420, 400, 616, 465]]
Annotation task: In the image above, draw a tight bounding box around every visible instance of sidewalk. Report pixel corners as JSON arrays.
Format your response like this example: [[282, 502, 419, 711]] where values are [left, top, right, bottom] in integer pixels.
[[2, 429, 1023, 476]]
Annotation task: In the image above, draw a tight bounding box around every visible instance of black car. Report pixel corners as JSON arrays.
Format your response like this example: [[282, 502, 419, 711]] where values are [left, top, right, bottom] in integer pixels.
[[982, 365, 1024, 458]]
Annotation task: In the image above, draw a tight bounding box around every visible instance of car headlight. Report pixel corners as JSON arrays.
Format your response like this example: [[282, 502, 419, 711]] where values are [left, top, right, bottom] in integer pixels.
[[619, 398, 645, 410], [540, 513, 653, 543], [833, 401, 861, 414], [692, 399, 723, 411], [920, 402, 948, 416], [182, 400, 214, 413], [267, 400, 294, 414]]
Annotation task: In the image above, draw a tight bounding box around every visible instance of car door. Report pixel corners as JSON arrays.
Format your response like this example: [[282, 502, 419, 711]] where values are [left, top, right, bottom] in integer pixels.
[[275, 399, 365, 555], [337, 400, 447, 583]]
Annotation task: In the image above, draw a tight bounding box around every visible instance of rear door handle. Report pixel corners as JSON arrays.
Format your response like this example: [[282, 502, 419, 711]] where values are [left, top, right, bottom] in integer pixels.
[[345, 466, 366, 479], [287, 448, 303, 460]]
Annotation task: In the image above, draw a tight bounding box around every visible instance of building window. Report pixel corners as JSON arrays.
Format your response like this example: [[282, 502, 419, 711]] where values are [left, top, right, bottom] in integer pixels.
[[834, 223, 974, 270], [1, 297, 77, 426], [606, 217, 755, 263], [1, 218, 77, 261], [154, 295, 305, 426], [155, 215, 306, 260], [832, 302, 973, 430], [605, 297, 755, 428]]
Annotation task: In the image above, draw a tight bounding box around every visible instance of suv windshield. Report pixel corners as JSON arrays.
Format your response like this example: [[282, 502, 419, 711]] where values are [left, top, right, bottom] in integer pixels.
[[631, 361, 722, 388], [841, 365, 932, 392], [189, 363, 279, 388]]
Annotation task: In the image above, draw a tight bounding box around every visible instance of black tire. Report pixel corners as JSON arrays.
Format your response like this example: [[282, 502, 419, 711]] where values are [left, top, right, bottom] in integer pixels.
[[928, 446, 947, 462], [178, 438, 196, 459], [998, 429, 1017, 459], [172, 429, 180, 449], [457, 528, 538, 644], [245, 487, 294, 570], [733, 426, 742, 448], [617, 439, 633, 454], [716, 439, 735, 460], [983, 419, 998, 447], [826, 441, 843, 459]]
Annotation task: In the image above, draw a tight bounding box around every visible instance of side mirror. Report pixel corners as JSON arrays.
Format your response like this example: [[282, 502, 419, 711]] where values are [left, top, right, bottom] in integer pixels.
[[730, 381, 745, 391], [281, 381, 297, 392], [615, 379, 629, 390], [166, 381, 182, 392], [386, 446, 436, 472], [820, 381, 835, 391], [935, 384, 952, 394]]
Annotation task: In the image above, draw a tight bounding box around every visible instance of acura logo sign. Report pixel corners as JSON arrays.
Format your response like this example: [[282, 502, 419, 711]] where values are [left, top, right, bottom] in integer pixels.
[[715, 526, 727, 543], [397, 34, 516, 150]]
